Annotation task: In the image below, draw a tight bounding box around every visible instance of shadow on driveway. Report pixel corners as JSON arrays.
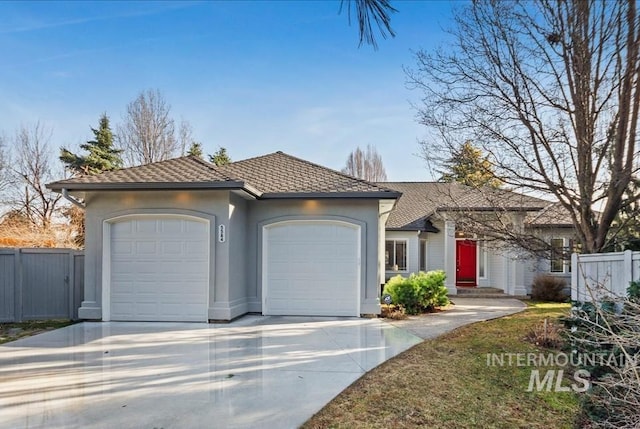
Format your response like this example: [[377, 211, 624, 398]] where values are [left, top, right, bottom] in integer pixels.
[[0, 316, 421, 429]]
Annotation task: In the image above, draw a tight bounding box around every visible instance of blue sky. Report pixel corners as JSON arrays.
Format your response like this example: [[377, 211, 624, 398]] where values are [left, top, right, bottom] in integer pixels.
[[0, 0, 456, 181]]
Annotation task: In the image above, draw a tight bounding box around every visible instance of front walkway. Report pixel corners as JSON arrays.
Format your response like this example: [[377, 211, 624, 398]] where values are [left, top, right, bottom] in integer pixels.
[[385, 298, 527, 339]]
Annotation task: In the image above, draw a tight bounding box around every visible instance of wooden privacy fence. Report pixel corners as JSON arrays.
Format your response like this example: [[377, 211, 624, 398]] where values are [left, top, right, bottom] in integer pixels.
[[0, 248, 84, 322], [571, 250, 640, 302]]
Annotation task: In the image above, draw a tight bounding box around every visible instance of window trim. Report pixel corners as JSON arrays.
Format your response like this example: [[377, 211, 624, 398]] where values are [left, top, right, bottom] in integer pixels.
[[385, 239, 408, 271], [419, 238, 428, 272], [550, 238, 568, 274], [477, 239, 487, 279]]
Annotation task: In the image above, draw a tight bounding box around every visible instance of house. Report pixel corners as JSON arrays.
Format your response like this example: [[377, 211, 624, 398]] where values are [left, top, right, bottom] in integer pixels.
[[47, 152, 575, 323], [378, 182, 575, 296], [47, 152, 400, 322]]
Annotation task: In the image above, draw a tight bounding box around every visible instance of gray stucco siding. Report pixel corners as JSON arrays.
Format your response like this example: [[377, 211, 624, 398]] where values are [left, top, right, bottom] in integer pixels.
[[222, 193, 250, 320], [78, 190, 384, 321], [79, 190, 231, 321]]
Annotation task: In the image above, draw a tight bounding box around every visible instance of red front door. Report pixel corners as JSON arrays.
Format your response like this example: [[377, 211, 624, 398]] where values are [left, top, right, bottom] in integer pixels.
[[456, 239, 477, 286]]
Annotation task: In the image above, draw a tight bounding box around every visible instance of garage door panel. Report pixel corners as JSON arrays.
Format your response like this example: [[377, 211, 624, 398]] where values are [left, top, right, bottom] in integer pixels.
[[135, 220, 158, 234], [159, 219, 183, 233], [109, 217, 209, 322], [160, 241, 183, 254], [112, 221, 133, 235], [185, 240, 208, 255], [185, 221, 208, 234], [135, 241, 157, 254], [264, 221, 359, 316]]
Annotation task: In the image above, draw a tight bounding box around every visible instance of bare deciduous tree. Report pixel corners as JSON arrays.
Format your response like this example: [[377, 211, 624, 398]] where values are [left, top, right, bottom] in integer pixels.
[[341, 145, 388, 181], [568, 280, 640, 428], [0, 133, 7, 194], [177, 118, 195, 156], [117, 89, 179, 165], [407, 0, 640, 254], [6, 122, 63, 229]]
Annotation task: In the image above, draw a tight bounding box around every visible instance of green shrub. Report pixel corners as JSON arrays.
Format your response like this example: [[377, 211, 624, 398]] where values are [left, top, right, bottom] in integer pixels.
[[628, 280, 640, 302], [382, 271, 449, 314], [383, 275, 421, 314], [530, 275, 569, 302]]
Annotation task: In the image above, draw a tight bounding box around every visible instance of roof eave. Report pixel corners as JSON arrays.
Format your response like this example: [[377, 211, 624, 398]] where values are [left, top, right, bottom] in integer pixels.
[[259, 191, 402, 199], [437, 206, 545, 212], [525, 223, 574, 229], [46, 181, 247, 192], [386, 226, 440, 233]]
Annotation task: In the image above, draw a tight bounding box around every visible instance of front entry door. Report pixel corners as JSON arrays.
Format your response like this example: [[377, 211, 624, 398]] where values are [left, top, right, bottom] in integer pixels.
[[456, 239, 477, 286]]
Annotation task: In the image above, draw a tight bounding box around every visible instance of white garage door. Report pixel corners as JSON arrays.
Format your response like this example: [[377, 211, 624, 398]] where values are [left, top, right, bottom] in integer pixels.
[[263, 221, 360, 316], [108, 216, 210, 322]]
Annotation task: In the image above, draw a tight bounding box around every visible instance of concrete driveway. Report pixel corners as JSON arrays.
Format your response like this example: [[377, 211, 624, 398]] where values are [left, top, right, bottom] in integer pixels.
[[0, 316, 421, 429]]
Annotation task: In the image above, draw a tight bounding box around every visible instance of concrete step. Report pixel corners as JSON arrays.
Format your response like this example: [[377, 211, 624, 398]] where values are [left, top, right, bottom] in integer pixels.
[[452, 287, 528, 299], [451, 293, 514, 299], [456, 287, 504, 295]]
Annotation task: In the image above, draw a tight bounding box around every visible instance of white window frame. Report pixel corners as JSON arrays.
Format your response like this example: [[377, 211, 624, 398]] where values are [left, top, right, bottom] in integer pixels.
[[385, 239, 408, 271], [550, 238, 569, 274], [419, 238, 428, 272], [477, 239, 488, 279]]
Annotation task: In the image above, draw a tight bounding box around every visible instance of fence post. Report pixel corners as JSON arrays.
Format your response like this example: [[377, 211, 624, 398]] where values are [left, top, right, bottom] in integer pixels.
[[571, 252, 578, 302], [13, 249, 22, 322], [68, 250, 74, 320], [623, 250, 633, 296]]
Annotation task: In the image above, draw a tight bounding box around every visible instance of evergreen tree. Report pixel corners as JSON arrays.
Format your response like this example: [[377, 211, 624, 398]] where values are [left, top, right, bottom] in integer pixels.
[[439, 141, 501, 188], [59, 114, 122, 248], [187, 142, 204, 158], [60, 114, 123, 176], [209, 147, 231, 166]]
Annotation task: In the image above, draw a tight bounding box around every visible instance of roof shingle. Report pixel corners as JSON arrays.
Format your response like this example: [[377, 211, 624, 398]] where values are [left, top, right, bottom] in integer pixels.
[[376, 182, 453, 230], [218, 151, 397, 196], [47, 156, 238, 190], [525, 202, 574, 228], [379, 182, 571, 229], [47, 151, 400, 199]]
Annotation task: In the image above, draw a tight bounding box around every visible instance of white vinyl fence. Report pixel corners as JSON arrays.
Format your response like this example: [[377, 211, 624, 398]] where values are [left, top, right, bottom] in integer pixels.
[[0, 248, 84, 322], [571, 250, 640, 302]]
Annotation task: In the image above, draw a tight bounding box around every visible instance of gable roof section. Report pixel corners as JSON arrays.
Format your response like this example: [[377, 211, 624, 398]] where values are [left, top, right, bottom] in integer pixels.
[[437, 183, 548, 212], [380, 181, 572, 230], [47, 156, 247, 192], [525, 202, 574, 228], [47, 152, 400, 199], [377, 182, 447, 231], [218, 151, 398, 198]]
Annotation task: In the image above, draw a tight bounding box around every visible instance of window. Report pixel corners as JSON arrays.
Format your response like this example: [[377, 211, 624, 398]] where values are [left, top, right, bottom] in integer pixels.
[[550, 238, 566, 273], [478, 240, 487, 278], [385, 240, 407, 271], [419, 239, 427, 271]]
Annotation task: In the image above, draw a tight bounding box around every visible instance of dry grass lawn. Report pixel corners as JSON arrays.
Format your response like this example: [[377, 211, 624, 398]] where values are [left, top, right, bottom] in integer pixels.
[[303, 302, 579, 429], [0, 320, 74, 345]]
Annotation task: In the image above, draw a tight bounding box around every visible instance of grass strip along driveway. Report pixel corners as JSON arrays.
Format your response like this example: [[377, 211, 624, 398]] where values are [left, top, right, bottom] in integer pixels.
[[303, 303, 579, 429], [0, 320, 73, 345]]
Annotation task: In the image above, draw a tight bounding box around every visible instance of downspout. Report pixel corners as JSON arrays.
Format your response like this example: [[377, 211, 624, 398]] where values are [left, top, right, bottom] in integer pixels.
[[62, 188, 86, 209]]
